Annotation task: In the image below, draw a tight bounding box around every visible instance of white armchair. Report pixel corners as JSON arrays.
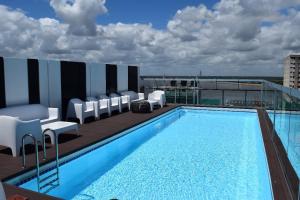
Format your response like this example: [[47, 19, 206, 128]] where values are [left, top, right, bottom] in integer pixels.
[[99, 95, 120, 115], [42, 107, 60, 124], [0, 182, 5, 200], [121, 91, 145, 103], [110, 93, 130, 111], [87, 97, 109, 119], [0, 116, 43, 157], [148, 90, 166, 108], [66, 98, 96, 125]]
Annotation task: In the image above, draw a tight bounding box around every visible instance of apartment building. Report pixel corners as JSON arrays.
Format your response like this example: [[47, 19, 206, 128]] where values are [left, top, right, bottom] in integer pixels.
[[283, 54, 300, 88]]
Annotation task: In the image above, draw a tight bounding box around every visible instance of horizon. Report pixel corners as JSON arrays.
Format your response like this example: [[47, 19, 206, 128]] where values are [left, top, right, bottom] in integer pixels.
[[0, 0, 300, 76]]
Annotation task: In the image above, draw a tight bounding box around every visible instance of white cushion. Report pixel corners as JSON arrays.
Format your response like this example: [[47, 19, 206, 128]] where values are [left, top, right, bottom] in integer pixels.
[[0, 104, 49, 121]]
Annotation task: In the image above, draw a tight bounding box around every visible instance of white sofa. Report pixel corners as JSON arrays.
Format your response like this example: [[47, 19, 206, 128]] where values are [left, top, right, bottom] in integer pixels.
[[110, 93, 130, 111], [0, 116, 43, 157], [0, 104, 60, 125], [148, 90, 166, 108], [87, 97, 110, 119], [99, 94, 120, 115], [66, 98, 95, 125]]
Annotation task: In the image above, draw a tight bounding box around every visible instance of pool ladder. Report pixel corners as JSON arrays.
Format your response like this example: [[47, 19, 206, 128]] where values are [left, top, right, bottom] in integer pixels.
[[22, 130, 60, 193]]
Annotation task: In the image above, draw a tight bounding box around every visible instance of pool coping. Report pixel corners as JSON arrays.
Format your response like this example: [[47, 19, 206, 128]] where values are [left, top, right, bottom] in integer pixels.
[[257, 109, 298, 200]]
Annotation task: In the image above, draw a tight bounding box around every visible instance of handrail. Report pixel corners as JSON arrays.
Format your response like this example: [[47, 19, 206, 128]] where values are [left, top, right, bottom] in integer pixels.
[[22, 133, 40, 192], [41, 128, 60, 192]]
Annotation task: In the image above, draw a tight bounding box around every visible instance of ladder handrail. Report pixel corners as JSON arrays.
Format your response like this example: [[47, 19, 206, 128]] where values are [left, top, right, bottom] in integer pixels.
[[40, 128, 60, 192], [22, 133, 40, 192]]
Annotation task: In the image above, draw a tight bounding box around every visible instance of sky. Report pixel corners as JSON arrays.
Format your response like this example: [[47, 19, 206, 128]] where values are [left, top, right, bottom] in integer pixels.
[[0, 0, 300, 76]]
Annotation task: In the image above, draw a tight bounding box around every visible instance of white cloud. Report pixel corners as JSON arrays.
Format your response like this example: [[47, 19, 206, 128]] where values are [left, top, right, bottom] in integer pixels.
[[49, 0, 107, 36], [0, 1, 300, 76]]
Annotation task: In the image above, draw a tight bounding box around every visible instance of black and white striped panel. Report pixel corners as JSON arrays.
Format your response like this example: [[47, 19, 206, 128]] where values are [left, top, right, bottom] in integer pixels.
[[61, 61, 86, 119], [128, 66, 138, 92], [4, 58, 29, 106], [117, 65, 128, 92], [1, 58, 43, 107], [27, 59, 40, 104], [106, 64, 117, 95]]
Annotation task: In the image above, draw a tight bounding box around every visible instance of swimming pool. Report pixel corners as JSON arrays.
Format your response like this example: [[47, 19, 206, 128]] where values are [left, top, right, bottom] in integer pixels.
[[16, 108, 273, 199]]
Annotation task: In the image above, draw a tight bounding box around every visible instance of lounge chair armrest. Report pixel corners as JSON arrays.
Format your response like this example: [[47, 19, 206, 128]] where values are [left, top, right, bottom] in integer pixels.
[[48, 107, 60, 120], [148, 93, 154, 101], [121, 95, 129, 103], [74, 103, 83, 117], [18, 119, 42, 137], [99, 99, 109, 107], [85, 101, 94, 110], [138, 93, 144, 100]]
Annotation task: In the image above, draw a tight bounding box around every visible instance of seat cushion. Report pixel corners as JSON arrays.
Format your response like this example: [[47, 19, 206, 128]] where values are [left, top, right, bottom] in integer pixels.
[[0, 104, 49, 121]]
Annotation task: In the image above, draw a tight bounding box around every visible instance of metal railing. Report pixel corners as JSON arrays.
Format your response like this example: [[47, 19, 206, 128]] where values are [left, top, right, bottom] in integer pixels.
[[21, 130, 60, 193], [144, 79, 273, 108]]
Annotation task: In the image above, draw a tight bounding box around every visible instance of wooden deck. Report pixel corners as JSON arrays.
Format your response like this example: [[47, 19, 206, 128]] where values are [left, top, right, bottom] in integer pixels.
[[0, 105, 298, 200]]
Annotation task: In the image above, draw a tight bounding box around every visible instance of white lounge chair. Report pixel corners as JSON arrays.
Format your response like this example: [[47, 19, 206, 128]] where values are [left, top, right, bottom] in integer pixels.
[[99, 95, 120, 115], [121, 91, 144, 103], [0, 116, 43, 157], [148, 90, 166, 108], [66, 98, 95, 125], [87, 97, 110, 119], [0, 182, 5, 200], [110, 93, 130, 111]]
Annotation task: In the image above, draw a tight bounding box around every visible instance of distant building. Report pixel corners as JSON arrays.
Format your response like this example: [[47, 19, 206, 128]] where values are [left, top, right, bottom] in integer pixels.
[[284, 54, 300, 88]]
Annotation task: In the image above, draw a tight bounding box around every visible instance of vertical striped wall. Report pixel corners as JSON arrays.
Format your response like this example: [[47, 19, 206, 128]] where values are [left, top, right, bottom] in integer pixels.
[[0, 57, 140, 116]]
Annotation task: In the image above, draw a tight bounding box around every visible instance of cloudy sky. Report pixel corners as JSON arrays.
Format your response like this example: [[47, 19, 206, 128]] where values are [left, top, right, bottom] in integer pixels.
[[0, 0, 300, 76]]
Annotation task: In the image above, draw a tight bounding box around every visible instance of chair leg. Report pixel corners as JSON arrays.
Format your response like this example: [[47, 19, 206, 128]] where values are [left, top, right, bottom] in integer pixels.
[[12, 148, 17, 157]]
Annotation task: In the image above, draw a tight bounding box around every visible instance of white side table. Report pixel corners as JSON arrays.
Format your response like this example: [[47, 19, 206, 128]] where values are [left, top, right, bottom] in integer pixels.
[[42, 121, 78, 160]]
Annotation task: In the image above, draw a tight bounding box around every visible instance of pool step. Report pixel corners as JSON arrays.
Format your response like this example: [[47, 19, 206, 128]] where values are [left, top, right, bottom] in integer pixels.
[[40, 176, 59, 191], [38, 164, 60, 193]]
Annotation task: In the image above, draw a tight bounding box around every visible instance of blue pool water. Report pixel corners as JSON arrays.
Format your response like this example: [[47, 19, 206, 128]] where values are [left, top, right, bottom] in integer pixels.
[[20, 108, 272, 200]]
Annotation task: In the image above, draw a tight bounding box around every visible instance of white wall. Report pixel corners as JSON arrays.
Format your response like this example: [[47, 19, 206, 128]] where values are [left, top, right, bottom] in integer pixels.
[[4, 58, 29, 106], [38, 59, 49, 106], [47, 60, 62, 110], [117, 65, 128, 92], [86, 63, 106, 97]]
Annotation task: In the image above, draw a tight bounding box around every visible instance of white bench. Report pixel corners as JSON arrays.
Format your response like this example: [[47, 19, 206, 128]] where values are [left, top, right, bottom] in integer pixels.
[[0, 104, 60, 157], [0, 104, 60, 125]]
